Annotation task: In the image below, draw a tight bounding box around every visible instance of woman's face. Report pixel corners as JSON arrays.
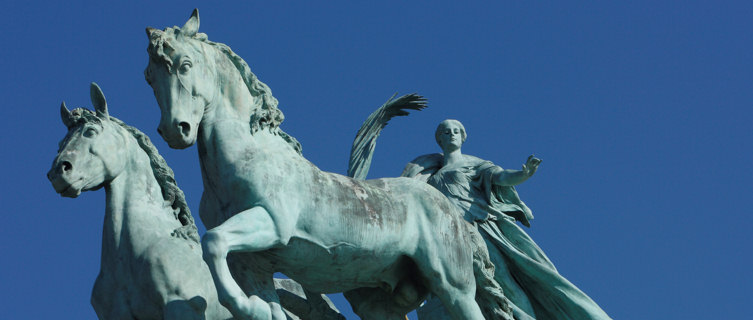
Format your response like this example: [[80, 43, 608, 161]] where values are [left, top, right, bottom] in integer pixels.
[[438, 122, 464, 152]]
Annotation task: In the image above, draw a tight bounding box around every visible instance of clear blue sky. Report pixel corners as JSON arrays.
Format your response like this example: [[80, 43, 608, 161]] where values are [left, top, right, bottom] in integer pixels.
[[2, 1, 751, 319]]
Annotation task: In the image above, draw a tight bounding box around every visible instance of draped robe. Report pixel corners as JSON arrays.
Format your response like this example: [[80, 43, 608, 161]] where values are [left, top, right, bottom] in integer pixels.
[[403, 153, 610, 320]]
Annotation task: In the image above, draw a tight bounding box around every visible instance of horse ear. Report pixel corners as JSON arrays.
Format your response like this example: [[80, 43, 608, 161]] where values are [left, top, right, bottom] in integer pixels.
[[182, 8, 200, 37], [60, 101, 74, 128], [90, 82, 109, 119]]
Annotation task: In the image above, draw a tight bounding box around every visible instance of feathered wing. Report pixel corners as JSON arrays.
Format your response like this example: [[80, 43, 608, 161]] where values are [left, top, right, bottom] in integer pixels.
[[347, 93, 427, 180]]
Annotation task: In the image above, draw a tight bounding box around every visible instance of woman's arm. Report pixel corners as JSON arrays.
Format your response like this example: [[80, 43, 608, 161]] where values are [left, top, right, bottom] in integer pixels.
[[492, 155, 542, 186]]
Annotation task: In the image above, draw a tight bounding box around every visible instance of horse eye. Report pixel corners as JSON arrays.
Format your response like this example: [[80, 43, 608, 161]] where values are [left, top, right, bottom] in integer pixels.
[[179, 62, 191, 74], [83, 127, 98, 138]]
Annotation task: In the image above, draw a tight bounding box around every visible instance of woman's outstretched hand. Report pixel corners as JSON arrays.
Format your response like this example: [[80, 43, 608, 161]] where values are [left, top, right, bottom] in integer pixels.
[[522, 155, 542, 177]]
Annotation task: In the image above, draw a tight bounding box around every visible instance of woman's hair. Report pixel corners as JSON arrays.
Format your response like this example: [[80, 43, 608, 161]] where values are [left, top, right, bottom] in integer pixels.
[[435, 119, 467, 147]]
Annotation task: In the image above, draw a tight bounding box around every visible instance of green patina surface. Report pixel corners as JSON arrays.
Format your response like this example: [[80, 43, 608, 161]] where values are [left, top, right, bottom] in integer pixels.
[[144, 9, 510, 320], [48, 84, 343, 320], [402, 120, 611, 320], [49, 83, 228, 319], [49, 8, 611, 320]]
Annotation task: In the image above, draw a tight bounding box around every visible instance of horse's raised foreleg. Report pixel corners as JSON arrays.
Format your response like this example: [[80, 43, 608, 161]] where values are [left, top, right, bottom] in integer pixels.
[[202, 206, 284, 320]]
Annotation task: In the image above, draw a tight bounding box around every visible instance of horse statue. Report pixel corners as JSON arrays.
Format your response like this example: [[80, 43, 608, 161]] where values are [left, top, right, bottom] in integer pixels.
[[144, 9, 511, 320], [47, 83, 346, 320], [47, 83, 230, 319]]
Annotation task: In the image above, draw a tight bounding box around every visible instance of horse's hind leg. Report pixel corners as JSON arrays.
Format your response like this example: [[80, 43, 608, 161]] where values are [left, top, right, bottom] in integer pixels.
[[202, 206, 285, 320], [415, 248, 485, 319], [431, 282, 485, 320], [344, 287, 412, 320]]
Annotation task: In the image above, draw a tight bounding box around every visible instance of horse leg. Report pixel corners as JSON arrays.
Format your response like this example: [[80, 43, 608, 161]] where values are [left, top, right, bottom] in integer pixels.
[[343, 271, 425, 320], [415, 246, 485, 319], [227, 256, 287, 320], [431, 282, 484, 320], [202, 206, 282, 320], [344, 287, 411, 320]]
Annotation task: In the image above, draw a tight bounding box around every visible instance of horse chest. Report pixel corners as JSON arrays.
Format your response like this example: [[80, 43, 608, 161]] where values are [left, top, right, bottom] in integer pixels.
[[93, 258, 160, 319]]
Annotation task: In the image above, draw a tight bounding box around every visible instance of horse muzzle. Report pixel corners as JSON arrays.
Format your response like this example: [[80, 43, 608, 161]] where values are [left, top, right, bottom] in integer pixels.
[[157, 120, 196, 149], [48, 159, 83, 198]]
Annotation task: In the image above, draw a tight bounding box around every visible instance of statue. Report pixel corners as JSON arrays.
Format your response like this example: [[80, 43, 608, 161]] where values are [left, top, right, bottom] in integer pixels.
[[47, 83, 230, 320], [144, 9, 511, 320], [47, 83, 346, 320], [401, 119, 612, 319]]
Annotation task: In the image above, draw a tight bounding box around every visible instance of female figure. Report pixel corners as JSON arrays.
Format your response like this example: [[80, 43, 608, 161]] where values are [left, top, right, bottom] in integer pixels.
[[403, 119, 610, 320]]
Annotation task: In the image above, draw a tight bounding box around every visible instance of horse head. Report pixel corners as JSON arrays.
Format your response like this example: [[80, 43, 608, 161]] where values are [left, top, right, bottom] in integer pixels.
[[144, 9, 218, 149], [145, 9, 292, 150], [48, 83, 129, 197]]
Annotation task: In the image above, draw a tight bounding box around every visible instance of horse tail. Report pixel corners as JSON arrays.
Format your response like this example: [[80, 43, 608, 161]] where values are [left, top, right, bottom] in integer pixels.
[[347, 93, 427, 180], [469, 229, 515, 320]]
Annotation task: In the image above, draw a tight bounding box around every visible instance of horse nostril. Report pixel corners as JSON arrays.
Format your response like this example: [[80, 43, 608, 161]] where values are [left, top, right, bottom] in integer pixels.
[[178, 122, 191, 137], [157, 127, 164, 137], [61, 161, 72, 173]]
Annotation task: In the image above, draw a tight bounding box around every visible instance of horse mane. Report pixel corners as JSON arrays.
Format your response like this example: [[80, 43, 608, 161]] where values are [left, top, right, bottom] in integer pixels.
[[72, 108, 199, 242], [146, 27, 302, 155]]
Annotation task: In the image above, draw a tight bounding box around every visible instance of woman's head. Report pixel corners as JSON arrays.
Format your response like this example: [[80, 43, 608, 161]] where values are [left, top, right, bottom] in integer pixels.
[[435, 119, 467, 151]]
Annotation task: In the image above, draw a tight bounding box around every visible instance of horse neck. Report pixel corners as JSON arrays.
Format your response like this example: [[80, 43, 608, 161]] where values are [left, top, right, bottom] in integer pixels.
[[101, 139, 179, 260], [197, 114, 301, 177], [198, 70, 301, 168], [203, 57, 256, 126]]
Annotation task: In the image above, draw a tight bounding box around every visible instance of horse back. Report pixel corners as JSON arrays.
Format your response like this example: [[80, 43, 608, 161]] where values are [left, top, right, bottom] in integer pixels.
[[289, 170, 462, 255]]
